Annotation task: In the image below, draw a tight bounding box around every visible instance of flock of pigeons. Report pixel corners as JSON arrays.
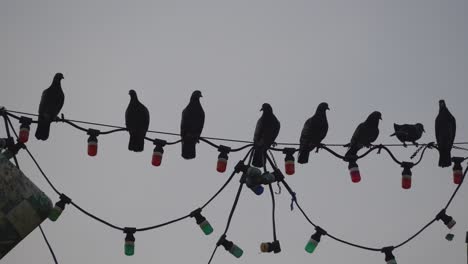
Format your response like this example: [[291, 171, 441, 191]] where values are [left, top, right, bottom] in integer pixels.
[[35, 73, 457, 168]]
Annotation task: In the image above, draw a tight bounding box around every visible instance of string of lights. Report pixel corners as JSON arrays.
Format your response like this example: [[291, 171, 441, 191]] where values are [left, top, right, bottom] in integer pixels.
[[1, 108, 466, 263], [3, 108, 468, 188]]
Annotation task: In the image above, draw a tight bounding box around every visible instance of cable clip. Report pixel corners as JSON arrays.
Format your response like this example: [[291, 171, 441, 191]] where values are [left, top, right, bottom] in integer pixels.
[[290, 192, 297, 211]]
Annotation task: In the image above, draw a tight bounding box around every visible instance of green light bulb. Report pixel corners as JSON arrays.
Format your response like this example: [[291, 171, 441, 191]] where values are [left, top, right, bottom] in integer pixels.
[[48, 206, 63, 222], [125, 242, 135, 256], [229, 244, 243, 258], [199, 220, 214, 235], [305, 238, 318, 253]]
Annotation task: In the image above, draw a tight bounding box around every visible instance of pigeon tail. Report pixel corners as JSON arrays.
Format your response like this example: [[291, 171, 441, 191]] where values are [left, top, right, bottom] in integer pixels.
[[297, 149, 310, 164], [344, 145, 359, 160], [252, 148, 265, 168], [438, 147, 452, 167], [182, 140, 196, 159], [128, 132, 145, 152], [35, 117, 51, 140]]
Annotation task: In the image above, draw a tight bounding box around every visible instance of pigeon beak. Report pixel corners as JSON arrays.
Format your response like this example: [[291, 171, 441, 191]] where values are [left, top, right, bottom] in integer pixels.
[[327, 106, 330, 110]]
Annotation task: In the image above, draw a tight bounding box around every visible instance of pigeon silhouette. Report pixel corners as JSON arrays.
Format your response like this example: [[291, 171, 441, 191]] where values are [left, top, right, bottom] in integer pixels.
[[435, 100, 456, 167], [35, 73, 65, 140], [345, 111, 382, 159], [298, 102, 329, 164], [252, 103, 280, 167], [390, 123, 425, 147], [125, 90, 150, 152], [180, 91, 205, 159]]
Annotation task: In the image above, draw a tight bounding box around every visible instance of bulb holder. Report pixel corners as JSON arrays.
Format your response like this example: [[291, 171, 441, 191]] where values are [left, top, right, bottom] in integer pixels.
[[48, 194, 71, 222], [217, 235, 243, 258], [348, 161, 361, 183], [260, 240, 281, 253], [190, 208, 214, 235], [152, 145, 164, 166], [451, 157, 464, 185], [283, 148, 296, 175], [381, 247, 397, 264], [305, 226, 326, 254], [123, 227, 136, 256], [436, 209, 456, 229]]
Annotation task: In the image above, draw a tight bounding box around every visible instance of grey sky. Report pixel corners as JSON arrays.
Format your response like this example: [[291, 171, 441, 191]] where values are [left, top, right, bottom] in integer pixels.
[[1, 1, 468, 263]]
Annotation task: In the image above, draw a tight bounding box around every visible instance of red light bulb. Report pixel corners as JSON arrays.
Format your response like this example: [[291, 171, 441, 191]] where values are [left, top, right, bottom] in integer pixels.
[[285, 160, 295, 175], [19, 126, 30, 143], [216, 151, 229, 173], [87, 138, 98, 156], [152, 150, 163, 166], [348, 161, 361, 183]]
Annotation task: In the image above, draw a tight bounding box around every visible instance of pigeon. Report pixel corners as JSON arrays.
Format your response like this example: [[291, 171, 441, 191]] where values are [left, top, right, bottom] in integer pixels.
[[298, 102, 329, 164], [35, 73, 65, 140], [125, 90, 150, 152], [344, 111, 382, 159], [390, 123, 425, 147], [435, 100, 456, 167], [252, 103, 280, 167], [180, 90, 205, 159]]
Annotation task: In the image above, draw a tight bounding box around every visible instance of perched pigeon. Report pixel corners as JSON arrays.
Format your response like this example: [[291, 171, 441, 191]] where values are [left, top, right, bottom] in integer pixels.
[[344, 111, 382, 159], [390, 123, 425, 147], [435, 100, 456, 167], [298, 102, 329, 164], [180, 90, 205, 159], [35, 73, 65, 140], [252, 103, 280, 167], [125, 90, 150, 152]]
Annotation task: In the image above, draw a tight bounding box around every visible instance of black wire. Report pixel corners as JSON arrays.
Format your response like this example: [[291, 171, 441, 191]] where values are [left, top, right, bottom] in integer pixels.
[[207, 245, 219, 264], [7, 109, 468, 148], [136, 214, 191, 232], [69, 201, 124, 231], [39, 225, 59, 264], [394, 218, 437, 249], [269, 184, 277, 241], [223, 183, 244, 235]]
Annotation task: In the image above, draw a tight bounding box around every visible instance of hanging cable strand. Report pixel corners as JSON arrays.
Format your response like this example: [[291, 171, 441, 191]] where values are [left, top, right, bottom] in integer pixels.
[[39, 225, 59, 264], [3, 115, 259, 235], [264, 151, 468, 253], [269, 183, 278, 242]]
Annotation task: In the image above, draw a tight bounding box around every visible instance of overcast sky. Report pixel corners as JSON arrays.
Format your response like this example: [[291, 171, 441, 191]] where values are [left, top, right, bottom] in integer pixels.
[[1, 1, 468, 263]]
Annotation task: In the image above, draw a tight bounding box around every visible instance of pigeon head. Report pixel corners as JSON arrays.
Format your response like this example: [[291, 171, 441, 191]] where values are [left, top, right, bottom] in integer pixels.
[[260, 103, 273, 113], [416, 123, 425, 133], [316, 102, 330, 113], [53, 73, 64, 82], [439, 99, 446, 108], [367, 111, 382, 122], [129, 90, 138, 99], [191, 90, 203, 101]]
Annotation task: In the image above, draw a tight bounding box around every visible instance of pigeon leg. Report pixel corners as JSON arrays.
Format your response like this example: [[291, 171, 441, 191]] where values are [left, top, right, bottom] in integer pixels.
[[412, 141, 419, 147]]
